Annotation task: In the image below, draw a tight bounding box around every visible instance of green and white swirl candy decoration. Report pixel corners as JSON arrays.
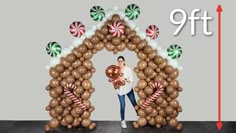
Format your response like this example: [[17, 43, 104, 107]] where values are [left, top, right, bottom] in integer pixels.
[[46, 42, 61, 57], [125, 4, 140, 20], [167, 44, 183, 59], [90, 6, 105, 21]]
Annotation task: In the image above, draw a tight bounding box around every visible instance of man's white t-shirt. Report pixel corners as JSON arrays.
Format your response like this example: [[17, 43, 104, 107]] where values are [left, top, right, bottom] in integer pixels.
[[116, 66, 133, 96]]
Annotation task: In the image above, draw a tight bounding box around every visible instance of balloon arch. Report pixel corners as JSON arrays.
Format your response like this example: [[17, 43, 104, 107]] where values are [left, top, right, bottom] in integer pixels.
[[45, 7, 183, 132]]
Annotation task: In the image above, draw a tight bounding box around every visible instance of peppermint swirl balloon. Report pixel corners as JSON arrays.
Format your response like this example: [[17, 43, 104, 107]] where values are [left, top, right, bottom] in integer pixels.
[[69, 21, 85, 37], [125, 4, 140, 20], [146, 25, 159, 39], [167, 44, 182, 59], [109, 21, 124, 37], [46, 42, 61, 57], [90, 6, 105, 21]]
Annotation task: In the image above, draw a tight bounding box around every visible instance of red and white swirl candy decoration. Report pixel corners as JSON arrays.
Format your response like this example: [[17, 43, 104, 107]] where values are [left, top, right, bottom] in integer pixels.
[[64, 83, 87, 110], [146, 25, 159, 39], [69, 21, 85, 37], [109, 21, 124, 37], [141, 81, 164, 109]]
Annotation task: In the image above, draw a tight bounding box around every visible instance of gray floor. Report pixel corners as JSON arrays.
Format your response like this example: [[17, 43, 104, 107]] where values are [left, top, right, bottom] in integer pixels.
[[0, 121, 235, 133]]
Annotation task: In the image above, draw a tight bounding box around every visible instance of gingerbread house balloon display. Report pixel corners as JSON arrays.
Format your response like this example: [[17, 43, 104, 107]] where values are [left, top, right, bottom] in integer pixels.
[[45, 4, 183, 131]]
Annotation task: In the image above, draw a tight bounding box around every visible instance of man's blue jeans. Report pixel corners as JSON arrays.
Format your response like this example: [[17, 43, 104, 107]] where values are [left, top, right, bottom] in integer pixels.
[[117, 89, 137, 121]]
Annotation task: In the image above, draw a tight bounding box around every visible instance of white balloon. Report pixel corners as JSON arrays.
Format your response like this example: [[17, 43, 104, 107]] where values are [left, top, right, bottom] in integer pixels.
[[50, 58, 60, 67], [61, 48, 70, 57], [97, 22, 104, 30], [72, 38, 82, 47], [137, 31, 146, 39], [85, 29, 95, 38], [149, 40, 157, 50], [102, 17, 107, 22], [92, 26, 97, 30], [117, 9, 125, 19], [106, 8, 115, 19], [168, 59, 178, 68], [178, 66, 183, 70], [80, 35, 86, 40], [45, 65, 50, 70], [159, 49, 168, 58], [113, 6, 118, 11], [124, 16, 129, 21]]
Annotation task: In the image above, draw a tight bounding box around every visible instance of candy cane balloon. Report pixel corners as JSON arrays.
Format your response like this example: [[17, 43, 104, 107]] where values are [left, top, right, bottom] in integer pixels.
[[141, 81, 164, 109], [64, 83, 87, 110]]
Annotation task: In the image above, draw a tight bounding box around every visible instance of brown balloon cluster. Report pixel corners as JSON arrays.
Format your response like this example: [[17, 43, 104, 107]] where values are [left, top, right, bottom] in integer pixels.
[[45, 14, 183, 131]]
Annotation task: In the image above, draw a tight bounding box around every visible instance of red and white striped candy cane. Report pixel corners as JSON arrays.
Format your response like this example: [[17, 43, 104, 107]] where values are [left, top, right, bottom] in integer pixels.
[[64, 83, 87, 111], [141, 82, 164, 109]]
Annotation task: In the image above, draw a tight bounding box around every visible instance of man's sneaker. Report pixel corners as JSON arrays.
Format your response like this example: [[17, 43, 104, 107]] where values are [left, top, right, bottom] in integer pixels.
[[121, 120, 127, 128]]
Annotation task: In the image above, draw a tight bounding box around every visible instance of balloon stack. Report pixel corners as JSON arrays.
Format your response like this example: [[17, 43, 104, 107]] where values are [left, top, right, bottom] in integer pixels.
[[45, 5, 183, 132]]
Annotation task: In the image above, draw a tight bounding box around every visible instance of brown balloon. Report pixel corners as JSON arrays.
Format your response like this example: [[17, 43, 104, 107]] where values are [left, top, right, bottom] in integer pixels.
[[166, 86, 175, 94], [50, 79, 59, 88], [159, 60, 167, 69], [54, 105, 64, 114], [83, 38, 93, 49], [168, 118, 178, 127], [137, 80, 147, 89], [65, 115, 74, 124], [148, 118, 156, 126], [49, 89, 58, 98], [61, 70, 71, 78], [83, 50, 93, 60], [49, 109, 58, 118], [72, 60, 82, 68], [148, 50, 157, 59], [72, 48, 82, 58], [72, 118, 81, 127], [71, 70, 81, 79], [131, 35, 141, 44], [164, 65, 174, 75], [117, 42, 126, 51], [60, 99, 69, 108], [137, 99, 145, 106], [50, 98, 59, 107], [124, 26, 131, 35], [169, 69, 179, 79], [121, 35, 126, 40], [165, 106, 174, 115], [82, 119, 91, 127], [169, 99, 179, 108], [137, 117, 147, 126], [127, 31, 136, 39], [66, 54, 76, 63], [150, 109, 158, 117], [144, 67, 154, 76], [83, 100, 91, 108], [144, 106, 153, 114], [143, 45, 152, 54], [137, 71, 147, 80], [83, 71, 93, 80], [49, 118, 59, 128], [45, 124, 50, 131], [144, 86, 153, 95], [94, 41, 104, 51], [133, 121, 139, 128], [95, 30, 105, 40], [155, 115, 164, 124], [49, 68, 59, 78], [91, 35, 100, 44], [137, 60, 147, 70], [159, 109, 167, 117], [137, 40, 147, 49], [82, 111, 91, 119], [64, 97, 72, 105], [111, 14, 120, 22], [170, 90, 179, 99], [138, 109, 147, 117], [77, 66, 87, 75], [137, 51, 147, 60], [169, 79, 179, 88], [81, 91, 91, 100], [66, 75, 75, 84], [83, 60, 93, 70], [101, 26, 108, 35], [61, 58, 71, 68], [134, 67, 139, 73], [60, 118, 67, 126], [78, 44, 88, 53], [153, 56, 163, 65], [82, 80, 92, 90], [127, 42, 136, 51], [112, 37, 121, 46], [148, 61, 157, 70], [104, 42, 115, 51], [155, 96, 164, 104], [138, 90, 147, 99]]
